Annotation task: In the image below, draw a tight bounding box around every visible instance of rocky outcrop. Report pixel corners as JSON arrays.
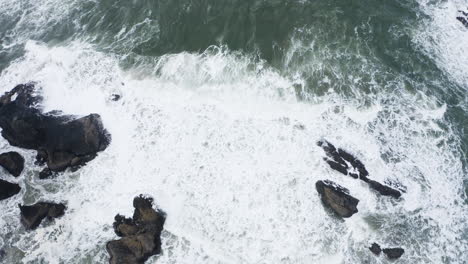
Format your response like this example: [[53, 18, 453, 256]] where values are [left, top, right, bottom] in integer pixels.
[[106, 195, 166, 264], [369, 243, 404, 259], [19, 202, 66, 230], [457, 10, 468, 28], [316, 180, 359, 218], [0, 179, 21, 200], [318, 140, 401, 199], [0, 151, 25, 177], [0, 84, 110, 177]]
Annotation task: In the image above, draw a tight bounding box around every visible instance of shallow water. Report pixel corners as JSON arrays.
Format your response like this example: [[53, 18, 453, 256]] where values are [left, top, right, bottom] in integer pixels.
[[0, 0, 467, 263]]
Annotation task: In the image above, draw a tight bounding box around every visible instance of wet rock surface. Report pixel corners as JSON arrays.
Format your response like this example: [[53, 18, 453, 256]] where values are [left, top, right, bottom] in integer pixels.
[[0, 179, 21, 200], [19, 202, 66, 230], [106, 195, 166, 264], [315, 180, 359, 218], [383, 247, 405, 259], [0, 83, 110, 175], [369, 243, 382, 255], [318, 140, 401, 199], [0, 151, 25, 177]]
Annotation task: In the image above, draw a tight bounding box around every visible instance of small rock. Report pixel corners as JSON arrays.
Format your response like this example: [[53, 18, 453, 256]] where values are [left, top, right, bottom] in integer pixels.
[[106, 195, 166, 264], [19, 202, 66, 230], [316, 180, 359, 218], [110, 94, 121, 101], [0, 84, 111, 176], [369, 243, 382, 255], [383, 247, 404, 259], [0, 179, 21, 200], [0, 151, 25, 177]]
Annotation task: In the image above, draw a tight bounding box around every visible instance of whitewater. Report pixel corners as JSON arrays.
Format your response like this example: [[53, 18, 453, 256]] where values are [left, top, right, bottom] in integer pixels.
[[0, 0, 467, 263]]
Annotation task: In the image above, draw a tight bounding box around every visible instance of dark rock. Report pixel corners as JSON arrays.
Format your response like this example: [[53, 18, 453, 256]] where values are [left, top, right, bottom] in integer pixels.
[[368, 180, 401, 199], [369, 243, 381, 255], [0, 179, 21, 200], [39, 168, 53, 179], [318, 140, 402, 199], [110, 94, 121, 101], [457, 16, 468, 28], [107, 195, 166, 264], [315, 180, 359, 218], [19, 202, 66, 230], [317, 140, 369, 180], [383, 247, 404, 259], [0, 84, 111, 175], [0, 151, 25, 177]]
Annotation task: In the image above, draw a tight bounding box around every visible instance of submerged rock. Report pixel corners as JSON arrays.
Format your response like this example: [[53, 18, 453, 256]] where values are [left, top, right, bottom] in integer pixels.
[[369, 243, 382, 255], [315, 180, 359, 218], [106, 195, 166, 264], [0, 179, 21, 200], [19, 202, 66, 230], [383, 247, 404, 259], [0, 84, 110, 175], [0, 151, 24, 177], [318, 140, 401, 199]]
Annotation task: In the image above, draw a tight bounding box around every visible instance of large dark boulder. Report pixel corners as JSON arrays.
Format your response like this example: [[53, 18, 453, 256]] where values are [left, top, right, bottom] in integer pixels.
[[0, 84, 110, 176], [317, 140, 402, 199], [369, 243, 382, 255], [315, 180, 359, 218], [106, 195, 166, 264], [0, 179, 21, 200], [19, 202, 66, 230], [383, 247, 404, 259], [0, 151, 25, 177]]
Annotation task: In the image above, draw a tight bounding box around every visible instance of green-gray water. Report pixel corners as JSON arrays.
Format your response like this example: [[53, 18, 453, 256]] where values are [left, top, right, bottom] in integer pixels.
[[0, 0, 467, 263]]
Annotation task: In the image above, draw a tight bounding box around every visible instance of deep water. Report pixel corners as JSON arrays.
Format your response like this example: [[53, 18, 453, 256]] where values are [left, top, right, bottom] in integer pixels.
[[0, 0, 467, 263]]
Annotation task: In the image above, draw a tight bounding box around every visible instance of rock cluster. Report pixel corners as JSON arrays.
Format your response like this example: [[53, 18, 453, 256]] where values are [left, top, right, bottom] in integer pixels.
[[0, 83, 110, 178], [317, 140, 405, 259], [106, 195, 166, 264], [317, 140, 401, 198]]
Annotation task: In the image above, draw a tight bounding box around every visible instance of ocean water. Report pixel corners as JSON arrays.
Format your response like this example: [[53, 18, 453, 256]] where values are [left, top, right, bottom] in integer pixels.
[[0, 0, 467, 263]]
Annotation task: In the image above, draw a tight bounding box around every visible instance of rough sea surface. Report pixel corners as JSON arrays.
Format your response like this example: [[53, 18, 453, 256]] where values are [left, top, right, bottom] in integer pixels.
[[0, 0, 467, 263]]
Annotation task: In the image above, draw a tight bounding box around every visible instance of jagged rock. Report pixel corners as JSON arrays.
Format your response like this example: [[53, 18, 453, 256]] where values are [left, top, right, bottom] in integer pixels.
[[383, 247, 404, 259], [317, 140, 369, 180], [0, 84, 111, 175], [19, 202, 66, 230], [368, 180, 401, 199], [318, 140, 402, 199], [369, 243, 382, 255], [315, 180, 359, 218], [0, 151, 24, 177], [457, 10, 468, 28], [106, 195, 166, 264], [0, 179, 21, 200]]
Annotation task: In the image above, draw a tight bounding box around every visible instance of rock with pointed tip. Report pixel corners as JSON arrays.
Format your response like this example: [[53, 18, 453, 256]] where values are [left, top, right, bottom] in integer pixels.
[[0, 179, 21, 200], [316, 180, 359, 218], [19, 202, 66, 230], [0, 151, 24, 177]]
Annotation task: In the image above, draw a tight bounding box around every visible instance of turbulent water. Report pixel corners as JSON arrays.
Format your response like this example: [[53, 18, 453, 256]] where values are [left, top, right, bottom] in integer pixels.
[[0, 0, 467, 263]]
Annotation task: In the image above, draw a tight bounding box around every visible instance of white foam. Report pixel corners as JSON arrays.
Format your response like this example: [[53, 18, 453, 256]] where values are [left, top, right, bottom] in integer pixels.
[[0, 41, 466, 263]]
